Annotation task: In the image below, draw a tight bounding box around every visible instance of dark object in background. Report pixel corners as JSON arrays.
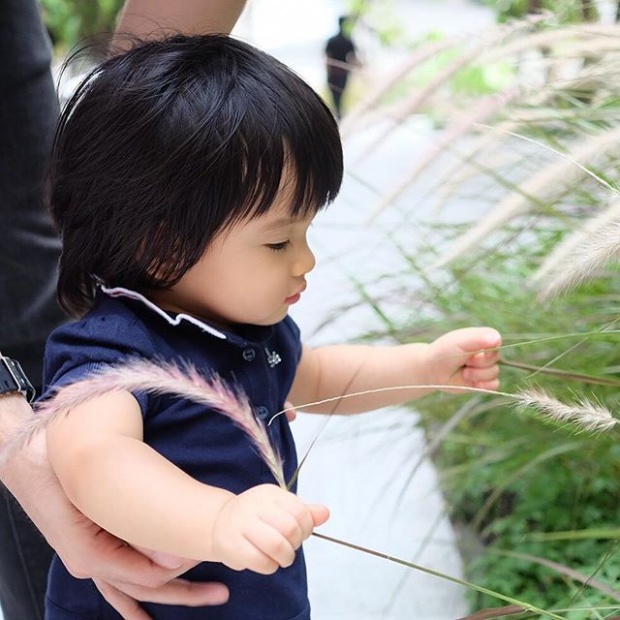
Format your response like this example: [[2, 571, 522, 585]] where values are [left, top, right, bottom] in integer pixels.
[[324, 15, 359, 120]]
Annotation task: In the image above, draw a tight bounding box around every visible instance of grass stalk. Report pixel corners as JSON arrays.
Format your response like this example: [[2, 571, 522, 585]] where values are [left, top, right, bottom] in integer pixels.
[[312, 532, 566, 620]]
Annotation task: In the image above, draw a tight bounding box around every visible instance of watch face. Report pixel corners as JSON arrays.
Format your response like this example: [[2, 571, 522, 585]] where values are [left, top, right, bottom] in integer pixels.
[[0, 357, 36, 403]]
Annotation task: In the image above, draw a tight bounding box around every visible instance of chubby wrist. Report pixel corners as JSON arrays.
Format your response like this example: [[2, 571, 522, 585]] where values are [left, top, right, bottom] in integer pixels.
[[403, 341, 434, 386], [163, 484, 235, 562], [209, 491, 236, 553]]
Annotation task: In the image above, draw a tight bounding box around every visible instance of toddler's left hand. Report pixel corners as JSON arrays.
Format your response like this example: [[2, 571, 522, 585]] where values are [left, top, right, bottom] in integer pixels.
[[427, 327, 501, 393]]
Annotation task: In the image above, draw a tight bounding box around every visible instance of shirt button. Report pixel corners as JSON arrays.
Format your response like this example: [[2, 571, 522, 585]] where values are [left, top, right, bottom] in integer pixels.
[[242, 348, 256, 361], [255, 406, 270, 420]]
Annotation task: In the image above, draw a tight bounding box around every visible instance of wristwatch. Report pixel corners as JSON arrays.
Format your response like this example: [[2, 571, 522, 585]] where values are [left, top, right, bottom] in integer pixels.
[[0, 356, 36, 403]]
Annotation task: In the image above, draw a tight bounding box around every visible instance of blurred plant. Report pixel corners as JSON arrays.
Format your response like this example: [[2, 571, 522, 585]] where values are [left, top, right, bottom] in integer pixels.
[[341, 10, 620, 618], [344, 222, 620, 616], [41, 0, 124, 52], [483, 0, 599, 23], [347, 0, 407, 47]]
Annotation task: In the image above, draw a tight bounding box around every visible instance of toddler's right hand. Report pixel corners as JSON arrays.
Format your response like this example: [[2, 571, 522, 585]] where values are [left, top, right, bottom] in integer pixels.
[[212, 484, 329, 574]]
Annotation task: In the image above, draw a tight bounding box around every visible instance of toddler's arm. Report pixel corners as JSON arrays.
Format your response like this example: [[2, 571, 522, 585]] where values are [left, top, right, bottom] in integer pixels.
[[288, 327, 501, 414], [46, 390, 328, 574]]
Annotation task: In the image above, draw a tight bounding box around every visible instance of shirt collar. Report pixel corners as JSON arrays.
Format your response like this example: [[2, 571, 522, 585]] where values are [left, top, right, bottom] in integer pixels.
[[100, 284, 227, 340]]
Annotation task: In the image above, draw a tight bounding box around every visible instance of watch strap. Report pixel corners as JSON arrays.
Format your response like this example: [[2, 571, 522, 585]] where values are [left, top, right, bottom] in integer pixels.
[[0, 356, 36, 403]]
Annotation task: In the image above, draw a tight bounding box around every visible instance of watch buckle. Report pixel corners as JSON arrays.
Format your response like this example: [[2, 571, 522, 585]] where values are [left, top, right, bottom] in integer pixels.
[[0, 356, 36, 403]]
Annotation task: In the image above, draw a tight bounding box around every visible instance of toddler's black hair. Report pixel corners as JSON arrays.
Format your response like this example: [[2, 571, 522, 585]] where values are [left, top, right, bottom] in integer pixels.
[[49, 34, 343, 317]]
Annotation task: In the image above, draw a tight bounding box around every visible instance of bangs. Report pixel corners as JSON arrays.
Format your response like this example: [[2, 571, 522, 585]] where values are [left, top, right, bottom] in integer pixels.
[[183, 53, 343, 227], [229, 134, 343, 225]]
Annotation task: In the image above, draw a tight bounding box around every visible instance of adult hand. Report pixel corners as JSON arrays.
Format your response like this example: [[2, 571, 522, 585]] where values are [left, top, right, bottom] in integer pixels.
[[4, 427, 229, 619], [68, 515, 229, 619], [92, 549, 229, 619]]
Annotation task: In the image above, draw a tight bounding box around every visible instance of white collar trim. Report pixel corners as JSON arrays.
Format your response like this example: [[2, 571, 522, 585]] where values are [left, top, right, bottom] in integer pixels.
[[100, 284, 226, 340]]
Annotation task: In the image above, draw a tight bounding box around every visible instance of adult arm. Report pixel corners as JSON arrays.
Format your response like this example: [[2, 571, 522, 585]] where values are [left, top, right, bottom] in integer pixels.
[[115, 0, 247, 42]]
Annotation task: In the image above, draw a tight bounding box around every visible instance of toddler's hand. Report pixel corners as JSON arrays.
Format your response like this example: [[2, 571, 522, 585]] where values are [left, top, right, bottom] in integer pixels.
[[427, 327, 501, 393], [212, 484, 329, 575]]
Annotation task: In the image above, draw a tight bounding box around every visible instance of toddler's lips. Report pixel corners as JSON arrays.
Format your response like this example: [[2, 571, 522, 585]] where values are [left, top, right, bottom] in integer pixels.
[[285, 292, 302, 304], [285, 284, 306, 304]]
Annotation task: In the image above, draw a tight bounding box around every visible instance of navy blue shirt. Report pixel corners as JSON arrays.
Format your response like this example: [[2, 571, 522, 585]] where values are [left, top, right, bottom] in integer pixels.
[[42, 287, 310, 620]]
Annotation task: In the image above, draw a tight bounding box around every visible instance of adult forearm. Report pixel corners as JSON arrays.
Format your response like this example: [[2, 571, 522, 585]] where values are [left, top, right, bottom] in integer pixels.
[[0, 394, 38, 489], [0, 418, 62, 547], [0, 393, 32, 446], [115, 0, 247, 41]]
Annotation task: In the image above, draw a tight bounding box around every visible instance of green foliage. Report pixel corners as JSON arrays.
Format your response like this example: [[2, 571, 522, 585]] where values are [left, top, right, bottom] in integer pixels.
[[346, 13, 620, 606], [450, 62, 514, 96], [41, 0, 124, 51], [355, 225, 620, 616], [483, 0, 599, 23], [484, 0, 531, 21], [347, 0, 410, 46], [415, 41, 514, 96]]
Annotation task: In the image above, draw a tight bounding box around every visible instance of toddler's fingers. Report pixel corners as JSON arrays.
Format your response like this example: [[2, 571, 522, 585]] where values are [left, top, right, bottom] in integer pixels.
[[462, 365, 499, 384], [251, 520, 297, 569], [467, 350, 500, 368], [472, 378, 500, 391], [308, 504, 330, 528], [225, 534, 280, 574], [260, 509, 305, 551], [477, 327, 502, 348]]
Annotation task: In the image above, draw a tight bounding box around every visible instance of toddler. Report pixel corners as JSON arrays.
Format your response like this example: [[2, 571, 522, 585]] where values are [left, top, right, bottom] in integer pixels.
[[42, 34, 501, 620]]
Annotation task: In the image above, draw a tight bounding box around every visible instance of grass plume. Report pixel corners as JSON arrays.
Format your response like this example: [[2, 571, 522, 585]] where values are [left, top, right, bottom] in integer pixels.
[[15, 358, 286, 487], [515, 388, 619, 434], [534, 201, 620, 301], [368, 88, 519, 222], [433, 125, 620, 270]]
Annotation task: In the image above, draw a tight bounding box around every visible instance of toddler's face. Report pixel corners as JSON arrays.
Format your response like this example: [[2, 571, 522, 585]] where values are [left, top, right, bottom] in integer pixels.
[[150, 179, 316, 328]]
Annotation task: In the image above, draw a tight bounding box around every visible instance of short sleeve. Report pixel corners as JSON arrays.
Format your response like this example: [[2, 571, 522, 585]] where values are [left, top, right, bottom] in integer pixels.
[[41, 306, 157, 414]]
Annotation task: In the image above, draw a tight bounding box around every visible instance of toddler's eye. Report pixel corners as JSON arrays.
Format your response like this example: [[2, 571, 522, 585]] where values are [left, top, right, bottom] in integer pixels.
[[266, 241, 290, 251]]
